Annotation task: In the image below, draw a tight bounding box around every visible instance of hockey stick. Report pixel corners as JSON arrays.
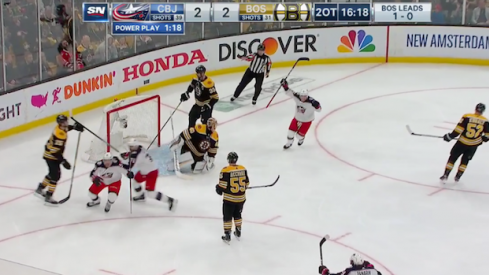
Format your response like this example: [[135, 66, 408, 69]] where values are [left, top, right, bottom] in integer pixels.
[[318, 234, 330, 273], [266, 57, 310, 108], [170, 114, 193, 180], [406, 125, 458, 140], [247, 175, 280, 189], [148, 101, 182, 150], [71, 117, 120, 152], [59, 131, 82, 204], [128, 155, 133, 214]]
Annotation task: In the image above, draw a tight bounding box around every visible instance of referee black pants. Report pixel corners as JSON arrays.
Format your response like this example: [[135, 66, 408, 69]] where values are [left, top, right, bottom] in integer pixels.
[[233, 68, 265, 101]]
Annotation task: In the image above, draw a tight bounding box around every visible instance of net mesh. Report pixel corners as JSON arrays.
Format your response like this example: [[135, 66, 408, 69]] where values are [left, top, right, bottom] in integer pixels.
[[83, 95, 160, 163]]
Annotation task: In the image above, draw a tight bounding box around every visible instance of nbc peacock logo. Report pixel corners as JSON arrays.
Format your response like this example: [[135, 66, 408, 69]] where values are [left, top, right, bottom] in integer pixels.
[[337, 30, 375, 53]]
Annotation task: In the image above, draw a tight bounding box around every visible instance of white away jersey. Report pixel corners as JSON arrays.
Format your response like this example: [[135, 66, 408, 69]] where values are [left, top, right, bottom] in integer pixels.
[[90, 157, 127, 185], [286, 89, 321, 122], [127, 145, 157, 174]]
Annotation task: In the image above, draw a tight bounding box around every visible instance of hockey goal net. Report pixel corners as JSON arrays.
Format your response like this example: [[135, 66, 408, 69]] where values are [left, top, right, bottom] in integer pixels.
[[83, 95, 161, 163]]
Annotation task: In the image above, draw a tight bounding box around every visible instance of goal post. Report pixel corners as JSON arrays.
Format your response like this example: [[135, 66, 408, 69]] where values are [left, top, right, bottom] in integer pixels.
[[83, 94, 161, 163]]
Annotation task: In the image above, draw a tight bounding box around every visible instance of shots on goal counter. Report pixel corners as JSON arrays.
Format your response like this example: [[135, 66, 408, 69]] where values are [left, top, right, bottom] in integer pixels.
[[211, 3, 312, 22]]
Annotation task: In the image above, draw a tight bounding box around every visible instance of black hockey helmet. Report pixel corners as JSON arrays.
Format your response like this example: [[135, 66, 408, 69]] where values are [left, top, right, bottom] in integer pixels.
[[257, 43, 265, 51], [56, 4, 66, 16], [476, 103, 486, 114], [195, 65, 206, 74], [56, 114, 68, 124], [227, 152, 238, 164]]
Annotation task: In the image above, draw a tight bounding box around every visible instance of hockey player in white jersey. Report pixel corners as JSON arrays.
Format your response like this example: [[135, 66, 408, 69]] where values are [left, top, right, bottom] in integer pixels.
[[87, 152, 133, 213], [280, 78, 321, 149], [319, 254, 382, 275], [120, 139, 177, 211]]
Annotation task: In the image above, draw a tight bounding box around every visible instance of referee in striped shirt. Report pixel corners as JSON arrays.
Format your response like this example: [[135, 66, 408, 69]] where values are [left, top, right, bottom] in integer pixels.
[[230, 43, 272, 105]]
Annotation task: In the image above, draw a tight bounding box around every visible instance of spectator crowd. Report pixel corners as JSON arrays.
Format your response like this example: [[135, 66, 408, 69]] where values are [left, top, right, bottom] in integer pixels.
[[0, 0, 487, 94]]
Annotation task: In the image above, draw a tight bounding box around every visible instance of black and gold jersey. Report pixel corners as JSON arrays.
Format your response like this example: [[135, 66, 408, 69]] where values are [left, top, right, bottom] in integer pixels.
[[43, 125, 68, 161], [189, 77, 219, 107], [180, 124, 218, 158], [218, 165, 250, 204], [449, 113, 489, 146]]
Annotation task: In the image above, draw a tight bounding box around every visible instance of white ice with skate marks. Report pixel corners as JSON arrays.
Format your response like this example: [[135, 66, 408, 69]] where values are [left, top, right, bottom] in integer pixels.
[[0, 64, 488, 275]]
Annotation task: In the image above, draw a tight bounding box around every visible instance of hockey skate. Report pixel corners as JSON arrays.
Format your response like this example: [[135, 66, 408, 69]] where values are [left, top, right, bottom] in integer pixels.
[[222, 231, 231, 244], [234, 227, 241, 241], [252, 99, 257, 105], [87, 197, 101, 207], [34, 183, 46, 199], [439, 174, 449, 183], [298, 139, 304, 146], [44, 192, 58, 207], [133, 193, 146, 202], [454, 172, 463, 182], [104, 202, 112, 213]]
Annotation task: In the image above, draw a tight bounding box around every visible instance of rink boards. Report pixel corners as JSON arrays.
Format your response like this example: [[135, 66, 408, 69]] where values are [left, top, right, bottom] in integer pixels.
[[1, 25, 489, 137]]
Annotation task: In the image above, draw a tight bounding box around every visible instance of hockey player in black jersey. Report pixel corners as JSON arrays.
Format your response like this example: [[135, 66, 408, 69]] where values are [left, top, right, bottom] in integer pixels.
[[319, 254, 382, 275], [180, 65, 219, 128], [35, 114, 83, 205]]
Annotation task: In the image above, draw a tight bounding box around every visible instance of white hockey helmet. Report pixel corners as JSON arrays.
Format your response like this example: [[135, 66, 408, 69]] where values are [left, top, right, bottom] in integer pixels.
[[103, 152, 113, 160], [350, 254, 364, 266], [127, 138, 139, 147], [298, 89, 309, 97]]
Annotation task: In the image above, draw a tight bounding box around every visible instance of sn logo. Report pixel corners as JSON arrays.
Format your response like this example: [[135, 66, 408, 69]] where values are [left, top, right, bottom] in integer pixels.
[[83, 3, 109, 22], [87, 6, 106, 16]]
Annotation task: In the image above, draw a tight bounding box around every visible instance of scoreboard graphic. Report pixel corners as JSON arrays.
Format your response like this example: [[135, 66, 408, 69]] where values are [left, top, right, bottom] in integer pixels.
[[82, 2, 431, 35]]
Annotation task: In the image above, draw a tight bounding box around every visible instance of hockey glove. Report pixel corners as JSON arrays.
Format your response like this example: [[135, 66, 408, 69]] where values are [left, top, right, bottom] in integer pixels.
[[443, 133, 452, 142], [312, 100, 321, 109], [215, 184, 223, 195], [206, 157, 215, 170], [120, 152, 130, 160], [62, 159, 71, 170], [280, 78, 289, 90], [127, 171, 134, 179], [180, 92, 190, 102], [318, 266, 329, 275], [201, 103, 211, 113], [483, 135, 489, 142], [73, 123, 84, 132], [92, 175, 103, 186]]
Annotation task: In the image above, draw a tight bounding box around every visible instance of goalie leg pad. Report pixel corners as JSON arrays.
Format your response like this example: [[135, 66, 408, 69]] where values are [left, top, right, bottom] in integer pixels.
[[170, 136, 184, 151], [193, 161, 207, 174], [178, 151, 193, 167]]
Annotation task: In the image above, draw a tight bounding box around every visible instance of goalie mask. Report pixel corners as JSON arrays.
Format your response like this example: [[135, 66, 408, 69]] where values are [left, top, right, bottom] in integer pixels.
[[207, 118, 217, 132]]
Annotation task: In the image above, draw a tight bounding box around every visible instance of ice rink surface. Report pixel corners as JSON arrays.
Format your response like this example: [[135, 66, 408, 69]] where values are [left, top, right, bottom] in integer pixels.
[[0, 63, 489, 275]]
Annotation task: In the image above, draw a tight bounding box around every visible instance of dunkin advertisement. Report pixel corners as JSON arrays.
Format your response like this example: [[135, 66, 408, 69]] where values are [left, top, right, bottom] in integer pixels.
[[25, 44, 209, 122]]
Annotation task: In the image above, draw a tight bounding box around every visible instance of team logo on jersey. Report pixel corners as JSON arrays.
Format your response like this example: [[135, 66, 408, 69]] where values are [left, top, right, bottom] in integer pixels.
[[112, 3, 150, 22], [199, 140, 210, 151], [102, 172, 113, 178]]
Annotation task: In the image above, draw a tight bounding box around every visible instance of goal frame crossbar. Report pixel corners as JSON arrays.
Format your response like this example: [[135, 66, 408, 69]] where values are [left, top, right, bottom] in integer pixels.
[[105, 94, 161, 154]]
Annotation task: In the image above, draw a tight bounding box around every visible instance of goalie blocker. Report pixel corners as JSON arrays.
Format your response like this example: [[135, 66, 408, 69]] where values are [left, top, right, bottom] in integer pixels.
[[170, 118, 219, 174]]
